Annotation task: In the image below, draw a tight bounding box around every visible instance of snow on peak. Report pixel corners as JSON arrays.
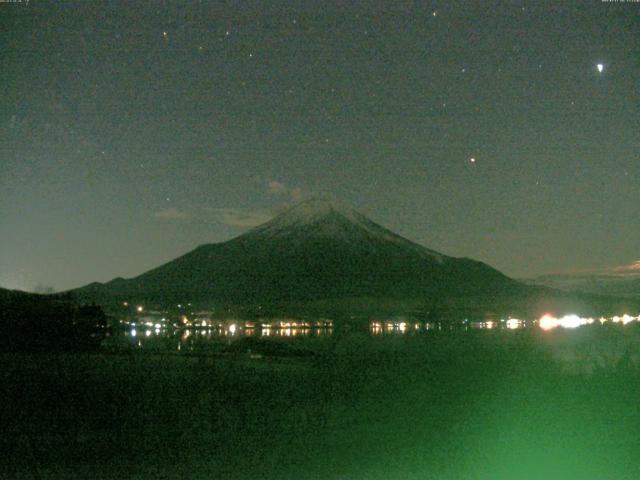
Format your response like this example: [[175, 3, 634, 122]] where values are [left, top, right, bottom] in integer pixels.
[[270, 197, 357, 226], [243, 197, 446, 262], [244, 196, 369, 235]]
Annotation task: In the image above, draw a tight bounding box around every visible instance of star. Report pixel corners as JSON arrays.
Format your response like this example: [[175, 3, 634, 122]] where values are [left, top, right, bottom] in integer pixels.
[[596, 63, 604, 73], [469, 157, 476, 164]]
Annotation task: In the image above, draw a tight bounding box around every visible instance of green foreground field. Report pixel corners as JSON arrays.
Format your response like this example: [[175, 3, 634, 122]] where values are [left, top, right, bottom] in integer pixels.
[[2, 328, 640, 480]]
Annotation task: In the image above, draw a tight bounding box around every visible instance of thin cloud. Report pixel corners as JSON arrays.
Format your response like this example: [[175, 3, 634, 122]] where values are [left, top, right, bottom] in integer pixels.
[[266, 180, 307, 203], [561, 259, 640, 277], [210, 208, 273, 227], [611, 260, 640, 276], [154, 207, 190, 220], [267, 180, 287, 195]]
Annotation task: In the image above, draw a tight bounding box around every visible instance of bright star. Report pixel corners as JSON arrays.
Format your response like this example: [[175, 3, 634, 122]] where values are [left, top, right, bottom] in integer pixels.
[[596, 63, 604, 73]]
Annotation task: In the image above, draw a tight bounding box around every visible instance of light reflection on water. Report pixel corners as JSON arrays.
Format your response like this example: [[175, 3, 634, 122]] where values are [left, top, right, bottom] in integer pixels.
[[112, 313, 640, 351], [117, 323, 334, 351], [367, 314, 640, 335]]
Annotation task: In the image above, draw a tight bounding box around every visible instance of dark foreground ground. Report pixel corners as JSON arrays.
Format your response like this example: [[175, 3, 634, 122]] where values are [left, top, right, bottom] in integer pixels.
[[2, 327, 640, 480]]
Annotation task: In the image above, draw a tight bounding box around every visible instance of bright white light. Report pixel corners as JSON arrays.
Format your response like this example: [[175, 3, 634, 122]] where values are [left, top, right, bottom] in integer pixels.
[[130, 329, 137, 337], [136, 306, 143, 313], [597, 63, 604, 73], [229, 324, 237, 335], [614, 314, 637, 325], [559, 314, 583, 329], [539, 314, 591, 330], [539, 314, 558, 331], [506, 319, 520, 330]]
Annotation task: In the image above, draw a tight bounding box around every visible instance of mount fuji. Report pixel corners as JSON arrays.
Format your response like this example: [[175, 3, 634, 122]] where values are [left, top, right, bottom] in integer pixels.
[[72, 198, 522, 307]]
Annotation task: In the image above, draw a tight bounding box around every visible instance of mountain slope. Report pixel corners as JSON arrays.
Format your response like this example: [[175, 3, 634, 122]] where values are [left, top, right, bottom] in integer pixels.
[[72, 198, 521, 305]]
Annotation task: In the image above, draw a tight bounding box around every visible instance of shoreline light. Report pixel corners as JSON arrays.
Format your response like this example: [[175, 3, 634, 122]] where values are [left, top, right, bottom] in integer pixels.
[[539, 314, 589, 330], [539, 313, 638, 330]]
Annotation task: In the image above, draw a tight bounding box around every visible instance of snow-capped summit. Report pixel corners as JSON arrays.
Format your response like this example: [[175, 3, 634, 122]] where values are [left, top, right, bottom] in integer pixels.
[[245, 196, 377, 237], [244, 196, 445, 262], [251, 196, 357, 231]]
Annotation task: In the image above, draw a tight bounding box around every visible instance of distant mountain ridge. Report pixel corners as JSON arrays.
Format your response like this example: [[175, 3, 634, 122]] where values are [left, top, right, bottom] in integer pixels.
[[0, 287, 36, 300], [72, 198, 522, 306], [523, 273, 640, 298]]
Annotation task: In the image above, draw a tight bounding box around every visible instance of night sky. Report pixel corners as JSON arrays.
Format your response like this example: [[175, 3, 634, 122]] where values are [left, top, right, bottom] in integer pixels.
[[2, 1, 639, 292]]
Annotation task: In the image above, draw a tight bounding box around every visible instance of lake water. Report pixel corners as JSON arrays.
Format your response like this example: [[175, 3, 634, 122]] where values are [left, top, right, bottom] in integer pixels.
[[103, 321, 332, 353], [108, 318, 506, 352], [103, 313, 639, 354]]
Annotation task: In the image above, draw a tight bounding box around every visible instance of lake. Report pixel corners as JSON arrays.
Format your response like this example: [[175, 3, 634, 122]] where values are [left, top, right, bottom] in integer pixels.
[[103, 313, 639, 356], [5, 323, 640, 480]]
